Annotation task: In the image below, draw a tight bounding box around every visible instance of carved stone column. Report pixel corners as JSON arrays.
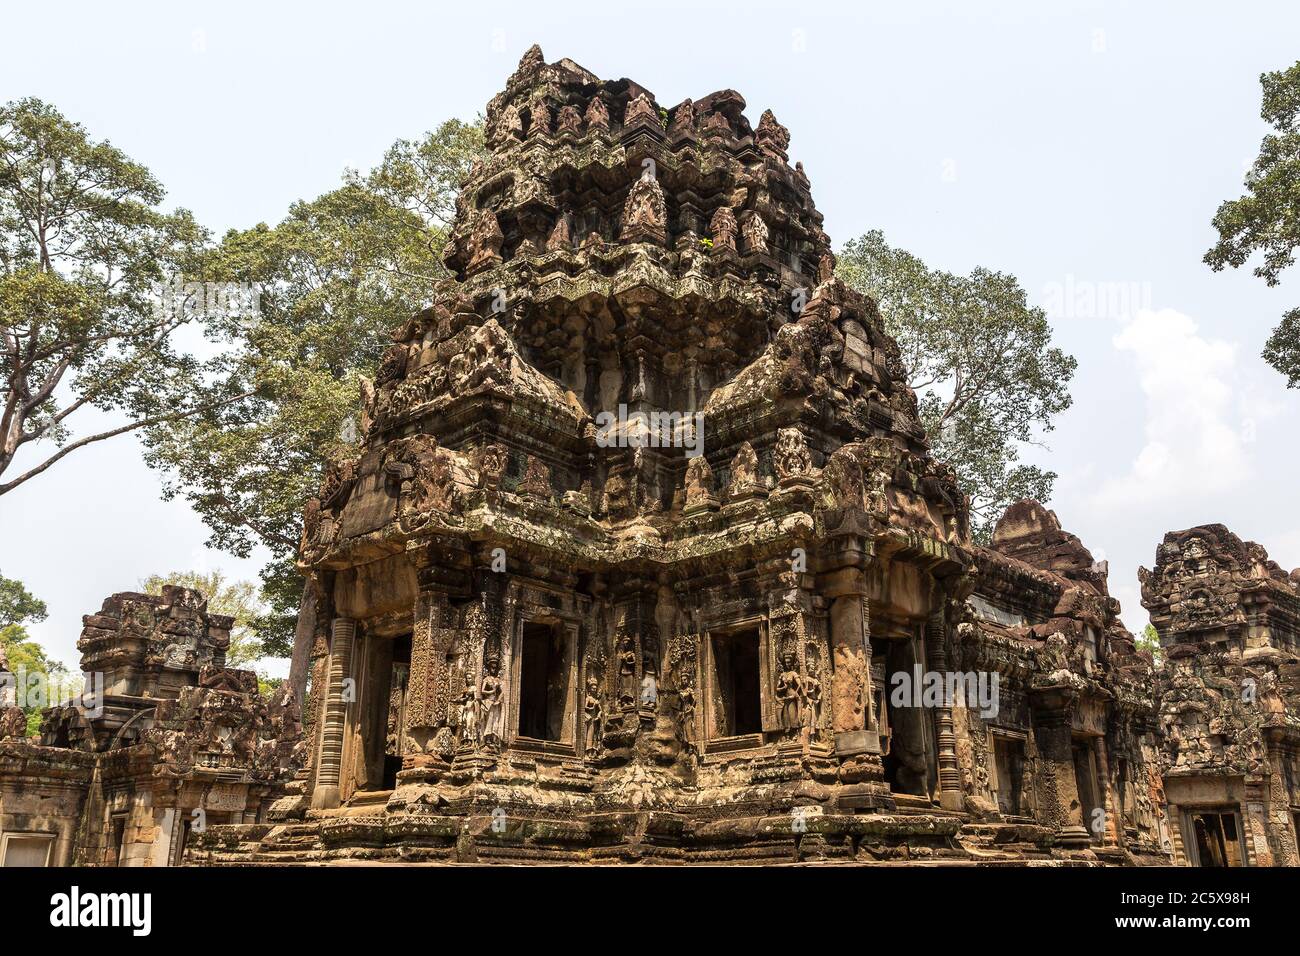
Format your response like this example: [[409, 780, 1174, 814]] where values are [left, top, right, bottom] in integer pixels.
[[1091, 735, 1117, 845], [1031, 692, 1089, 846], [924, 609, 963, 810], [829, 593, 872, 741], [403, 589, 453, 763], [1242, 778, 1275, 866], [311, 617, 356, 810]]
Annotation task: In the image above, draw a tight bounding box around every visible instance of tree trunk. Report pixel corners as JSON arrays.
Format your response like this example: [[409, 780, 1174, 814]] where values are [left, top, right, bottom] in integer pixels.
[[287, 578, 317, 707]]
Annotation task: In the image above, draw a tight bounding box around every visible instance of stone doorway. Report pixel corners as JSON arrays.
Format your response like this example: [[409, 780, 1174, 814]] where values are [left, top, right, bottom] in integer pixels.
[[708, 627, 762, 738], [354, 632, 410, 794], [992, 734, 1027, 816], [517, 621, 570, 742], [879, 639, 930, 797]]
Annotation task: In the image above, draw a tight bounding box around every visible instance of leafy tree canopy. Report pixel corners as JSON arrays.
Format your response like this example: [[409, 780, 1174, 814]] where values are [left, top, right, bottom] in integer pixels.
[[142, 119, 486, 657], [0, 569, 46, 628], [0, 97, 242, 496], [1135, 623, 1164, 667], [0, 573, 72, 736], [838, 230, 1076, 539], [1205, 61, 1300, 387]]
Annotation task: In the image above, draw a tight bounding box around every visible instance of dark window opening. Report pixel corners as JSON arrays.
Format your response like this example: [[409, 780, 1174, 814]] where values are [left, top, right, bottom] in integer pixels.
[[110, 815, 127, 866], [711, 628, 762, 737], [1115, 758, 1132, 827], [1190, 811, 1246, 867], [993, 736, 1026, 817], [1072, 739, 1102, 838], [173, 820, 191, 867], [518, 622, 567, 741], [381, 634, 411, 791]]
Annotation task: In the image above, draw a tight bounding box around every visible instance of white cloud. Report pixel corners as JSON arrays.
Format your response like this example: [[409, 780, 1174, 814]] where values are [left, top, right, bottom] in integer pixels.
[[1091, 308, 1270, 511]]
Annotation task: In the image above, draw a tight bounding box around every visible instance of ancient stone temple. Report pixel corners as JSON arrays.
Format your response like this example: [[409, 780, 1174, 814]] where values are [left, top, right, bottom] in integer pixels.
[[0, 587, 302, 866], [184, 48, 1170, 865], [965, 502, 1170, 860], [1142, 525, 1300, 866]]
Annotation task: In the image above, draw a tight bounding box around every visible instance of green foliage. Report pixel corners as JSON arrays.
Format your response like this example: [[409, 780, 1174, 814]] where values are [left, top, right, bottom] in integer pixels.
[[1135, 623, 1164, 667], [0, 573, 76, 735], [257, 674, 284, 698], [0, 97, 223, 495], [837, 230, 1076, 539], [142, 119, 486, 656], [0, 570, 46, 628], [141, 570, 265, 668], [1205, 61, 1300, 387], [1, 625, 71, 735]]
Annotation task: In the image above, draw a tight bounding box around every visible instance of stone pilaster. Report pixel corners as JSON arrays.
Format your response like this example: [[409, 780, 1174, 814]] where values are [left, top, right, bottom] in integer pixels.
[[1092, 735, 1117, 845], [829, 593, 871, 734], [1031, 693, 1089, 846], [926, 609, 963, 811], [311, 617, 356, 810]]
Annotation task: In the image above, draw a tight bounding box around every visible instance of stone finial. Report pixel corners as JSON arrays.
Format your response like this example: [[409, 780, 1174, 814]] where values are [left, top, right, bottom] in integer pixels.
[[818, 252, 836, 285], [585, 96, 610, 131], [529, 96, 553, 136], [773, 428, 813, 481], [546, 213, 573, 251], [492, 101, 524, 145], [709, 206, 738, 252], [476, 443, 507, 489], [557, 104, 583, 136], [669, 99, 696, 137], [727, 442, 762, 499], [756, 109, 791, 159], [683, 455, 718, 514], [702, 111, 731, 138], [517, 44, 545, 74], [620, 174, 668, 245], [741, 212, 769, 255], [624, 93, 662, 130], [521, 455, 553, 500]]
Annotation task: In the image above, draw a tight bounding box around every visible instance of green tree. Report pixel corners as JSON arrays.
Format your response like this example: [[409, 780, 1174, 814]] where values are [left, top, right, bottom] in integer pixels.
[[1135, 623, 1164, 667], [1205, 61, 1300, 387], [142, 119, 485, 686], [0, 628, 72, 736], [838, 230, 1076, 539], [141, 570, 264, 668], [0, 573, 72, 736], [0, 98, 245, 496], [0, 569, 46, 628]]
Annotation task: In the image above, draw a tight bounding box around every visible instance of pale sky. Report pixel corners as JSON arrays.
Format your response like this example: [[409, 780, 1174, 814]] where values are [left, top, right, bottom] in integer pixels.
[[2, 0, 1298, 674]]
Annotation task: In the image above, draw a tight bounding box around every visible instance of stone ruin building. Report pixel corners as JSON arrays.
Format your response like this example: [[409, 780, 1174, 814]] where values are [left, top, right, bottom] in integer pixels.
[[1142, 525, 1300, 866], [0, 586, 302, 866], [183, 47, 1173, 865], [2, 47, 1295, 869]]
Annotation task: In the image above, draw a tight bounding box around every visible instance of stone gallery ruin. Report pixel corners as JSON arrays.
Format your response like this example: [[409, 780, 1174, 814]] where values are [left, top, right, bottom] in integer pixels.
[[2, 47, 1298, 867]]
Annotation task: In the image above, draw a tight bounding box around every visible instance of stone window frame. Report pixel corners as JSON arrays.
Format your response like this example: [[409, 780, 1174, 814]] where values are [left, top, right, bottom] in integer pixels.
[[0, 831, 54, 867], [505, 608, 582, 757], [986, 727, 1032, 819], [1180, 805, 1251, 868], [699, 614, 772, 754]]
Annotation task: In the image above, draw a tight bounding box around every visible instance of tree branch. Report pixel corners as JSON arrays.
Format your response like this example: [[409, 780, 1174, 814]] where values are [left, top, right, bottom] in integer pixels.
[[0, 389, 255, 496]]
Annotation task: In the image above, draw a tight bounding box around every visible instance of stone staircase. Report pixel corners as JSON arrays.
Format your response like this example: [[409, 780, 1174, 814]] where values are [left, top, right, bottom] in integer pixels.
[[189, 822, 325, 865]]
